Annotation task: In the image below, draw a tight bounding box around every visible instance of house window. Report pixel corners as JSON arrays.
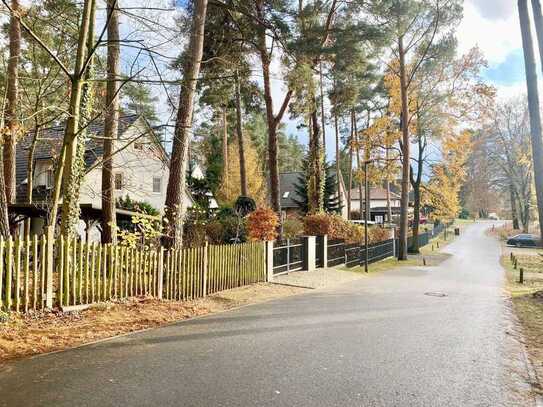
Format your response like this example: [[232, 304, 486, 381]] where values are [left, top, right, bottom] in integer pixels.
[[35, 160, 54, 188], [114, 173, 123, 191], [153, 177, 162, 193], [46, 169, 54, 188], [282, 191, 290, 199]]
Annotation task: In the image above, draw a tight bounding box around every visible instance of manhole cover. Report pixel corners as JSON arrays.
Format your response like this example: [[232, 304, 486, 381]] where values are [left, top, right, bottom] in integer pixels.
[[424, 292, 448, 297]]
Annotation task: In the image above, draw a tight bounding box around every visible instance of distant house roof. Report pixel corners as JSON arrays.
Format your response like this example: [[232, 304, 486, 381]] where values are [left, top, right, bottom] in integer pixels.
[[14, 115, 164, 203], [279, 172, 305, 209]]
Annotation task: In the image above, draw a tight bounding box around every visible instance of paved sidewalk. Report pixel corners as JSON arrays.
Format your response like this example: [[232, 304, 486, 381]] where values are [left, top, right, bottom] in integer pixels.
[[272, 267, 365, 289]]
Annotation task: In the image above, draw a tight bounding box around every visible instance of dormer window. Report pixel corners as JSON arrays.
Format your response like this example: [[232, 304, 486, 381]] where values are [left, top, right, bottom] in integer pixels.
[[34, 160, 54, 189], [282, 191, 290, 199]]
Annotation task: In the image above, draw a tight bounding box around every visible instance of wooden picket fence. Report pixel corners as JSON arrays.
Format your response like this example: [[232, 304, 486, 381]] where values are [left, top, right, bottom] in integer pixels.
[[0, 235, 48, 313], [0, 235, 266, 313]]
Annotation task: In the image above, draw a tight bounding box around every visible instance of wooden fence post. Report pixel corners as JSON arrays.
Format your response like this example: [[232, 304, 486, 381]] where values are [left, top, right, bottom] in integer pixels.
[[157, 247, 164, 300], [202, 242, 208, 298], [45, 226, 54, 309]]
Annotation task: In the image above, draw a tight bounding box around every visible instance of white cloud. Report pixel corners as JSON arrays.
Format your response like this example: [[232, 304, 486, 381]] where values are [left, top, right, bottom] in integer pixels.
[[470, 0, 515, 21], [457, 1, 521, 65]]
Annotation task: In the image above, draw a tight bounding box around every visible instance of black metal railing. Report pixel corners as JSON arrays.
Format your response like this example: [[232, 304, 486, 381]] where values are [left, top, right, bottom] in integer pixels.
[[327, 239, 345, 267], [360, 239, 395, 264], [345, 242, 361, 267], [272, 237, 305, 275], [316, 236, 325, 268]]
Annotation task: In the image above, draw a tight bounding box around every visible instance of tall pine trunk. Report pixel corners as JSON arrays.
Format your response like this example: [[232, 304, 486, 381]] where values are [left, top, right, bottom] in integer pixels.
[[397, 35, 410, 260], [410, 130, 424, 253], [519, 0, 543, 241], [3, 0, 21, 206], [235, 71, 248, 197], [163, 0, 208, 248], [386, 147, 392, 223], [102, 0, 120, 244], [334, 113, 341, 211], [222, 105, 229, 193], [347, 112, 354, 219], [353, 111, 363, 220], [256, 1, 281, 213], [319, 61, 326, 154]]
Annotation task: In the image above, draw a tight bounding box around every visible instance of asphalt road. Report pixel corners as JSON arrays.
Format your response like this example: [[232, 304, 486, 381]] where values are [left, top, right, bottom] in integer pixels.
[[0, 222, 536, 406]]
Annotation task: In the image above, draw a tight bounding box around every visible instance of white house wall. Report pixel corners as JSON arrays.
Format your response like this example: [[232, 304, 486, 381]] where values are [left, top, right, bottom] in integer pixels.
[[349, 199, 402, 212], [80, 118, 170, 212]]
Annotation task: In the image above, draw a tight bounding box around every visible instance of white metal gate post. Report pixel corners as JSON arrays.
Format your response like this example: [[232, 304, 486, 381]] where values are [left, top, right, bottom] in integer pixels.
[[303, 236, 316, 272], [265, 241, 274, 282]]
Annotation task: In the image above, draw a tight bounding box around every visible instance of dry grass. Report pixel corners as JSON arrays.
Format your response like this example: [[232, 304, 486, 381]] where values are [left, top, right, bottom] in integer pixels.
[[0, 282, 307, 363], [502, 254, 543, 395]]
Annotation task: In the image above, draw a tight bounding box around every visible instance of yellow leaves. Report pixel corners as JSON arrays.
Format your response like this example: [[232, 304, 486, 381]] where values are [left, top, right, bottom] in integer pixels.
[[117, 213, 163, 249], [216, 136, 267, 207], [427, 129, 473, 220]]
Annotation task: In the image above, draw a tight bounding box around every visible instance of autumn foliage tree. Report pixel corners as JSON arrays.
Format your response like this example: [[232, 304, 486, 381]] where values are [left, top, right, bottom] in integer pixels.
[[216, 137, 267, 207], [425, 131, 472, 220]]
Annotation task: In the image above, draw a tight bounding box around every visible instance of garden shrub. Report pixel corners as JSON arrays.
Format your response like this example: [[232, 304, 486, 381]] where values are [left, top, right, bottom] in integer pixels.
[[220, 215, 247, 243], [303, 213, 334, 237], [247, 208, 279, 241], [303, 213, 393, 244], [282, 218, 304, 239], [304, 213, 362, 242], [345, 223, 364, 243], [205, 221, 224, 244], [368, 227, 391, 244]]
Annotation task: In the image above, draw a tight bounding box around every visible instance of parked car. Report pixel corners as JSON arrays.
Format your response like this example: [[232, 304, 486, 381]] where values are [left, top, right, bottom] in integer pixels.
[[506, 234, 540, 248]]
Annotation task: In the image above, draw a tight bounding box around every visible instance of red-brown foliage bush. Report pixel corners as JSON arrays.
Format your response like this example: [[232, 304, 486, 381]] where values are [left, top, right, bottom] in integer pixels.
[[247, 208, 279, 241]]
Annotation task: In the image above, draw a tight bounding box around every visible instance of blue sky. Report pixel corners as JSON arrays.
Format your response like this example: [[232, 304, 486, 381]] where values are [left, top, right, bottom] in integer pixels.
[[482, 50, 525, 86]]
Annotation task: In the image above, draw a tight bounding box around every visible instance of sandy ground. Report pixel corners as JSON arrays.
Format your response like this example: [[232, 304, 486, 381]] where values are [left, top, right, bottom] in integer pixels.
[[272, 267, 364, 289], [0, 282, 307, 363]]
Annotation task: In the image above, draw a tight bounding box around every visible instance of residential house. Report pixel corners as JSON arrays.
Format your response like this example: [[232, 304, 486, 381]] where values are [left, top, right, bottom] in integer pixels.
[[278, 170, 412, 224], [348, 187, 403, 223], [279, 171, 349, 220], [12, 115, 194, 240]]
